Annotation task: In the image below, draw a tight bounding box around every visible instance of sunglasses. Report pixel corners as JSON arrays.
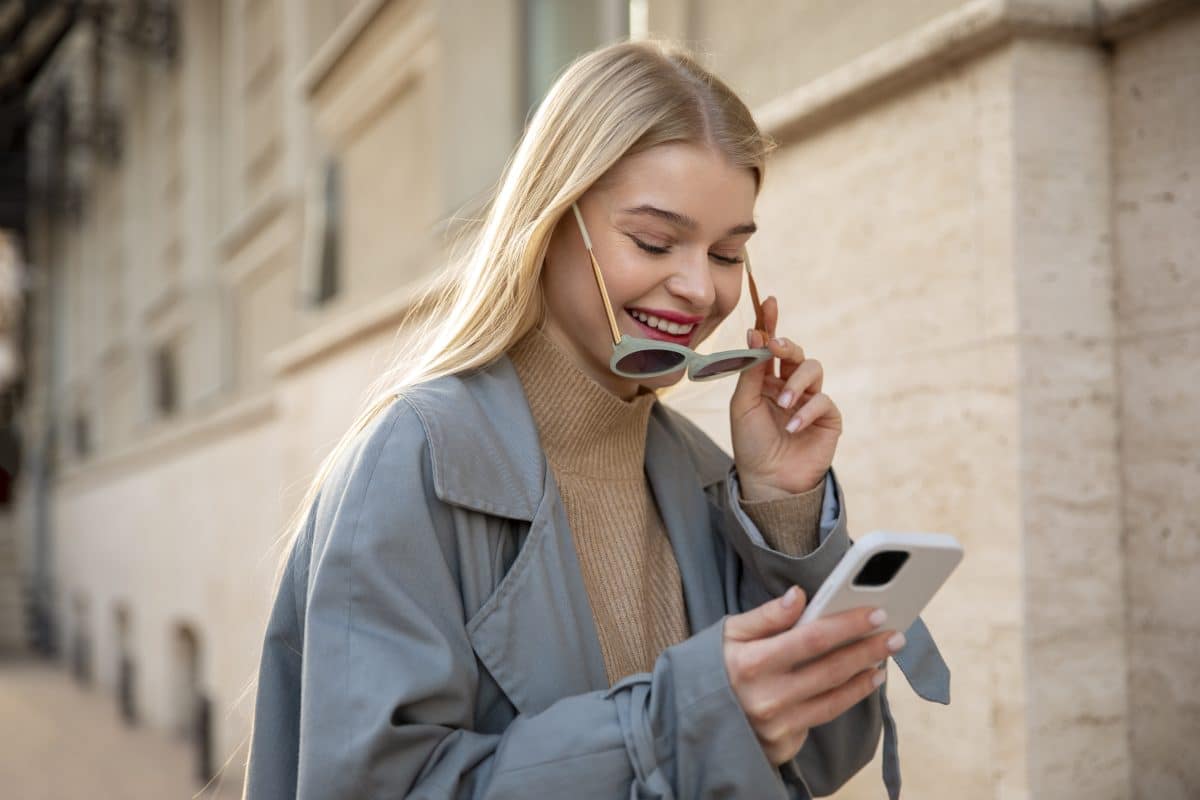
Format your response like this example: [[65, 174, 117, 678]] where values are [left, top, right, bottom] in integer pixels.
[[570, 202, 773, 381]]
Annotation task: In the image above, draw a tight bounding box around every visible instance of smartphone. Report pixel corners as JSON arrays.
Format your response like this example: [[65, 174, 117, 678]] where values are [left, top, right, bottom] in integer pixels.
[[796, 531, 963, 637]]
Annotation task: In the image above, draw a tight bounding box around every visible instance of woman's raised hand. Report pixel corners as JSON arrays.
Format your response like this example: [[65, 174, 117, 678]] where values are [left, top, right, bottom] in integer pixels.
[[730, 295, 842, 502], [722, 587, 902, 766]]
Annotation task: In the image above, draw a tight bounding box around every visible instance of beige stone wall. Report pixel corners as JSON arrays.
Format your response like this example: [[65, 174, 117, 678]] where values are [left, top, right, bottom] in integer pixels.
[[671, 42, 1028, 798], [669, 2, 1196, 797], [52, 402, 285, 766], [1010, 38, 1130, 799], [685, 0, 969, 106], [1111, 9, 1200, 798]]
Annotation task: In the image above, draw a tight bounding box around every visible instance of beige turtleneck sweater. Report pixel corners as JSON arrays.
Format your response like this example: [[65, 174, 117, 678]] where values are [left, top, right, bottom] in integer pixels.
[[507, 327, 826, 683]]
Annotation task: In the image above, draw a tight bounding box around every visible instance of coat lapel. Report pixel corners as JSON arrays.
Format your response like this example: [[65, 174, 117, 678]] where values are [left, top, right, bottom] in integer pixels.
[[408, 354, 738, 715], [408, 354, 608, 714], [464, 463, 610, 714]]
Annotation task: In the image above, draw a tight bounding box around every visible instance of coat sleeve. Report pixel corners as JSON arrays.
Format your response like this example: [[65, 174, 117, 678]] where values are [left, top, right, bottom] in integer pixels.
[[244, 399, 797, 800], [707, 465, 951, 799]]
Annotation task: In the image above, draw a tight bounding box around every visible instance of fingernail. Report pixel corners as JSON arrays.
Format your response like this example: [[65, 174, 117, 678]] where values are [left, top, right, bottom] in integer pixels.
[[746, 328, 753, 348], [777, 390, 795, 409], [872, 669, 886, 688], [781, 586, 799, 608], [887, 632, 906, 652], [869, 608, 887, 627], [785, 415, 802, 433], [770, 337, 785, 348]]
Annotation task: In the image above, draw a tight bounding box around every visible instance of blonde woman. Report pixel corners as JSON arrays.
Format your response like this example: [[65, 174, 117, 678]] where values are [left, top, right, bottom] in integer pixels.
[[244, 39, 948, 800]]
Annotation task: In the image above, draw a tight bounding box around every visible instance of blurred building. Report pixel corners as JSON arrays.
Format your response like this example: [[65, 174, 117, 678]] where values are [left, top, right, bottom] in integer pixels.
[[8, 0, 1198, 797], [0, 230, 25, 653]]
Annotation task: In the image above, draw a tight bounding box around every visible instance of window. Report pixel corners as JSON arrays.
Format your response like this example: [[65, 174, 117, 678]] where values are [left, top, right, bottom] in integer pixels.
[[300, 157, 341, 308], [72, 410, 90, 458], [153, 344, 178, 416], [520, 0, 629, 122]]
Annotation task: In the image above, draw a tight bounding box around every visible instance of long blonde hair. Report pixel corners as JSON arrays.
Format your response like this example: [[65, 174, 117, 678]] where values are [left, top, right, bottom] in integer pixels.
[[276, 37, 776, 575]]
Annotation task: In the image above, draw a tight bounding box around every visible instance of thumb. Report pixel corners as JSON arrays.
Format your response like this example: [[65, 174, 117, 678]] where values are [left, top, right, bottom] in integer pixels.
[[729, 328, 772, 417], [725, 586, 807, 642]]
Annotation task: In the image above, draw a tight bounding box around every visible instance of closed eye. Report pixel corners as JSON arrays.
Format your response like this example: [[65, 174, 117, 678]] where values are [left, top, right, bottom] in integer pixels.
[[629, 235, 744, 265]]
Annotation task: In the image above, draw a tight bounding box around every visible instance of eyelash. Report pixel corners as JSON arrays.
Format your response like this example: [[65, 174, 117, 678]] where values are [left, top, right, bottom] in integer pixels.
[[629, 236, 745, 265]]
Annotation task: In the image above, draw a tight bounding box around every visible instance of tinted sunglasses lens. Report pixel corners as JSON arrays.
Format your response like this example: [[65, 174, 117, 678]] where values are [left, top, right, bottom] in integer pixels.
[[616, 348, 687, 375], [692, 355, 760, 379]]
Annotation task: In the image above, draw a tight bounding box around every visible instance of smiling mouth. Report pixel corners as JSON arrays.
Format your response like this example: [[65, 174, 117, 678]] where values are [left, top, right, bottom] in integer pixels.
[[624, 309, 698, 345]]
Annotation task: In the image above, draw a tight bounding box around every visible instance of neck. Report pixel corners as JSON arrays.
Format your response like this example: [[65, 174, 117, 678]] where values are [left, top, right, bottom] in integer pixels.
[[506, 326, 659, 478], [541, 321, 645, 401]]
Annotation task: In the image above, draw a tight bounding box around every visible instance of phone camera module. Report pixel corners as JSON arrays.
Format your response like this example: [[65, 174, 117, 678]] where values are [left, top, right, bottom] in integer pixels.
[[852, 551, 909, 587]]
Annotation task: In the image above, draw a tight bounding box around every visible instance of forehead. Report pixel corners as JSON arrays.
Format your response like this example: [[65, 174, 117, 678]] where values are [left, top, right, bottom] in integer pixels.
[[598, 143, 757, 232]]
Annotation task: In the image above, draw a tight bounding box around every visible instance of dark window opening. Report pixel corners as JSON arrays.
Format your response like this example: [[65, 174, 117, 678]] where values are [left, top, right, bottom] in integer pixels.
[[315, 158, 341, 305], [153, 344, 177, 416], [72, 411, 90, 458]]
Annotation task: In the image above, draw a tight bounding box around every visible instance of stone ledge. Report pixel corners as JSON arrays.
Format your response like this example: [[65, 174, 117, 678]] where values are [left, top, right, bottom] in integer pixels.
[[55, 391, 278, 494], [217, 188, 294, 262], [753, 0, 1192, 143], [268, 272, 444, 377], [297, 0, 401, 98]]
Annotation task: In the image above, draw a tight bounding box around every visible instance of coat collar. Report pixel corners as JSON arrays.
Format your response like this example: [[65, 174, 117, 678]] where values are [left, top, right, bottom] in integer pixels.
[[402, 353, 733, 521]]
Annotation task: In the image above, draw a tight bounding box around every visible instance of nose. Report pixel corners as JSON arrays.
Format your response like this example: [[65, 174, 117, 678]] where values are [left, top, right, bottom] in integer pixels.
[[665, 250, 717, 313]]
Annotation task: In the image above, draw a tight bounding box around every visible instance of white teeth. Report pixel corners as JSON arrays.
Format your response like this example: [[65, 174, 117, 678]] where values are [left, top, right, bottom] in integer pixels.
[[629, 309, 695, 335]]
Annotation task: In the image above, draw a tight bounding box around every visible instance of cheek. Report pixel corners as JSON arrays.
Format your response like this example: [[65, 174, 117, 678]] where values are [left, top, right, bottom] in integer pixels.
[[713, 271, 743, 318], [597, 260, 648, 308]]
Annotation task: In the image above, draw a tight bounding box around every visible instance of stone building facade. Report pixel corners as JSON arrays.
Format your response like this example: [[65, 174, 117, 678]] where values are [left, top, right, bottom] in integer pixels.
[[13, 1, 1199, 797]]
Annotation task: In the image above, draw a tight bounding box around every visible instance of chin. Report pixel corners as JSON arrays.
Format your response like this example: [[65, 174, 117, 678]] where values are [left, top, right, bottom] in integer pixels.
[[638, 370, 686, 392]]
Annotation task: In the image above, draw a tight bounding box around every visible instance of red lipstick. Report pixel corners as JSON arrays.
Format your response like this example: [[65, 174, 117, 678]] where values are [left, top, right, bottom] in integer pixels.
[[624, 308, 701, 346], [625, 307, 704, 325]]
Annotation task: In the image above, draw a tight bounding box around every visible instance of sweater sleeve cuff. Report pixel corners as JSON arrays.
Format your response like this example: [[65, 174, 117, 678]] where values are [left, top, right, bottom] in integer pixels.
[[737, 479, 825, 556]]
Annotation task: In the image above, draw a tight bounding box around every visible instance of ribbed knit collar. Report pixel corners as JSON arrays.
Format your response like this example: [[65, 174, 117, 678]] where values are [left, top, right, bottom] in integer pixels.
[[507, 326, 657, 480]]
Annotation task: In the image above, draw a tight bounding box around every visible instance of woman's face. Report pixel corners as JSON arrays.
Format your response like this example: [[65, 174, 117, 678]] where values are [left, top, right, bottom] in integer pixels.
[[541, 142, 759, 400]]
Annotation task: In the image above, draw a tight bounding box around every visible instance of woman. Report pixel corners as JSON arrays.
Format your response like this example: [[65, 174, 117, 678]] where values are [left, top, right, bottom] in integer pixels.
[[244, 39, 948, 799]]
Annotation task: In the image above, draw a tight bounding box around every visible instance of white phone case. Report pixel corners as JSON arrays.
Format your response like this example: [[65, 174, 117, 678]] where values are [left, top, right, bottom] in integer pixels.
[[797, 531, 963, 636]]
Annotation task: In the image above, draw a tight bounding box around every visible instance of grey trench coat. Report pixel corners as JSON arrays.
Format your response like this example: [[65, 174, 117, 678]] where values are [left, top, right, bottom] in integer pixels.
[[244, 352, 950, 799]]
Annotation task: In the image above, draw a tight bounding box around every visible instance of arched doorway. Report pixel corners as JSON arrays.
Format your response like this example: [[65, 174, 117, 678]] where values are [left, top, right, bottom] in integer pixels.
[[70, 593, 91, 684], [113, 603, 136, 724], [170, 622, 212, 784]]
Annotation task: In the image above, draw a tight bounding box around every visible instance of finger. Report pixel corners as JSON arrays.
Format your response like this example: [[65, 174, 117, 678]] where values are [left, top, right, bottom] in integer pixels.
[[761, 373, 785, 393], [766, 337, 807, 386], [760, 374, 797, 406], [775, 359, 823, 411], [725, 586, 807, 643], [730, 327, 774, 415], [772, 340, 805, 385], [758, 728, 809, 768], [794, 665, 887, 730], [786, 629, 899, 700], [764, 295, 779, 341], [751, 632, 891, 745], [786, 393, 840, 435], [756, 605, 886, 671]]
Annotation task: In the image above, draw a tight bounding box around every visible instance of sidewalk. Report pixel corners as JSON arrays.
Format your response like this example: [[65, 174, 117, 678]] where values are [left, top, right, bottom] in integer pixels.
[[0, 655, 243, 800]]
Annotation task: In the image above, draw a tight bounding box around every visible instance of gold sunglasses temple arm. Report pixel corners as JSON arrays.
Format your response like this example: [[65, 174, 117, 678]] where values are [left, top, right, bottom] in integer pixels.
[[588, 251, 624, 346], [745, 251, 766, 335], [572, 203, 623, 347]]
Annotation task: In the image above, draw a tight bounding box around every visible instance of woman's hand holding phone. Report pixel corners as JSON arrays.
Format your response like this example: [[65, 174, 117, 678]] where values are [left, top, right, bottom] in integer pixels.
[[723, 586, 905, 766]]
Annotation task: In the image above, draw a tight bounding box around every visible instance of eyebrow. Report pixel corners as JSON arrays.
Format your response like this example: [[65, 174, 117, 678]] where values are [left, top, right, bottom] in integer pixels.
[[618, 204, 757, 237]]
